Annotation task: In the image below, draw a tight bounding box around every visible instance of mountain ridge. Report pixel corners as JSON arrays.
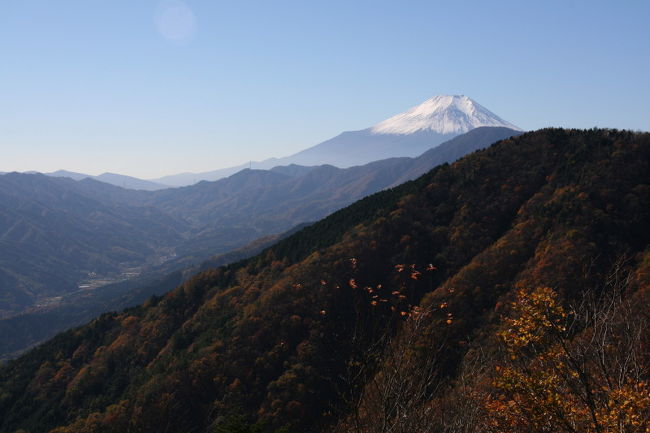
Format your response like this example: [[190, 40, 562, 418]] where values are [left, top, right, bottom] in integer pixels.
[[0, 128, 646, 433], [43, 170, 170, 191], [150, 95, 521, 186], [5, 96, 520, 189], [0, 127, 519, 342]]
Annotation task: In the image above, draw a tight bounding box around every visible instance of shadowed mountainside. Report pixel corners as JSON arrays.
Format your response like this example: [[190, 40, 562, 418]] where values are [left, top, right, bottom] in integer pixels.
[[0, 127, 518, 319], [0, 128, 647, 433]]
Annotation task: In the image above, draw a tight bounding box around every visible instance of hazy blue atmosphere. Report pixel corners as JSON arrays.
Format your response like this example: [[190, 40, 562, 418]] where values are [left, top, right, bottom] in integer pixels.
[[1, 0, 649, 178]]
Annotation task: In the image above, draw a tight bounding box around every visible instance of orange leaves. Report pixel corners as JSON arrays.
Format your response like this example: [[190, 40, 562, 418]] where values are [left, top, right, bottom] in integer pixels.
[[487, 359, 586, 432], [445, 311, 453, 325], [405, 263, 422, 280], [318, 260, 439, 320], [597, 381, 650, 431]]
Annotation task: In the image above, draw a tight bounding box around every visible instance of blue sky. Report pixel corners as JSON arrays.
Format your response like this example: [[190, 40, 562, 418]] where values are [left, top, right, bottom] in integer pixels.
[[1, 0, 649, 178]]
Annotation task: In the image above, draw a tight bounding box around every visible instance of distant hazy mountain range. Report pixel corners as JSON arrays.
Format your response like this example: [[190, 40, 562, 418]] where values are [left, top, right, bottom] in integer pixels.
[[0, 126, 519, 324], [149, 95, 522, 187], [45, 170, 169, 191], [0, 94, 522, 357], [276, 94, 520, 166], [14, 95, 519, 189]]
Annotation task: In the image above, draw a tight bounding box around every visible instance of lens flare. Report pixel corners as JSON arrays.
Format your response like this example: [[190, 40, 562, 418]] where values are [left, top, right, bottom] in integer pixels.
[[154, 0, 197, 44]]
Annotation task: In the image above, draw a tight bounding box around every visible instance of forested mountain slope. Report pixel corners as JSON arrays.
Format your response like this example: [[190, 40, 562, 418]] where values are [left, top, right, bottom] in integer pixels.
[[0, 127, 517, 318], [1, 129, 647, 433], [0, 224, 307, 362], [0, 174, 186, 316], [142, 127, 521, 259]]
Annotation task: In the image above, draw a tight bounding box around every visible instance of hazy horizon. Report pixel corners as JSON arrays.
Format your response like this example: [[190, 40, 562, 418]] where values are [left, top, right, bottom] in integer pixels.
[[2, 0, 649, 178]]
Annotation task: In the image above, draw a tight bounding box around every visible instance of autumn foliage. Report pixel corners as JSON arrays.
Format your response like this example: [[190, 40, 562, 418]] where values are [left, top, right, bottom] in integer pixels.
[[0, 129, 648, 433], [482, 287, 649, 433]]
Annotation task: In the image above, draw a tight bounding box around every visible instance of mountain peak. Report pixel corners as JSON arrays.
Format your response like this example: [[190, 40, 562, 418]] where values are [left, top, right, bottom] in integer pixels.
[[370, 95, 522, 135]]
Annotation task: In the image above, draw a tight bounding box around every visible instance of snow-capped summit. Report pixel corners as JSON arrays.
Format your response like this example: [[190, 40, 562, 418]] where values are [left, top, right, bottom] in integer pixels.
[[153, 95, 523, 185], [370, 95, 522, 135], [273, 95, 522, 168]]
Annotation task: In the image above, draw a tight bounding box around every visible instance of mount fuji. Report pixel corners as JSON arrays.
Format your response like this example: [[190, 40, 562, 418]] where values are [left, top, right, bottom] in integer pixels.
[[153, 95, 522, 186], [370, 94, 520, 135], [282, 95, 521, 167]]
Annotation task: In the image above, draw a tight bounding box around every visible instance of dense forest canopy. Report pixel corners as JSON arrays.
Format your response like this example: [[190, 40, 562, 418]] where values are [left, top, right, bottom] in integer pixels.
[[0, 128, 648, 433]]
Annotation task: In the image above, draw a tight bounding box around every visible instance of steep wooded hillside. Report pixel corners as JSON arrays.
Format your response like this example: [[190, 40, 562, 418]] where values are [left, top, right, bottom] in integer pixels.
[[0, 127, 517, 319], [0, 224, 307, 361], [0, 129, 647, 433]]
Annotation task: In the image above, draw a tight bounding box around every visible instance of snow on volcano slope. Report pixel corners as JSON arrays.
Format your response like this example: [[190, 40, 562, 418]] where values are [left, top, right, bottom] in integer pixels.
[[371, 95, 522, 135]]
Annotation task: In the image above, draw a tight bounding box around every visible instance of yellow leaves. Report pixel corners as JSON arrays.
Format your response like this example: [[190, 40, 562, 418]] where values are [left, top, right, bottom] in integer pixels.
[[499, 287, 567, 352], [486, 287, 650, 433]]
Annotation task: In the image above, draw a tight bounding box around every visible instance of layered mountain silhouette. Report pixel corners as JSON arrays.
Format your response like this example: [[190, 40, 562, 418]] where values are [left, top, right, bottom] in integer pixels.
[[0, 129, 646, 433], [45, 170, 169, 191], [280, 95, 520, 167], [152, 95, 521, 186], [0, 173, 186, 317], [32, 96, 519, 189], [0, 127, 519, 349]]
